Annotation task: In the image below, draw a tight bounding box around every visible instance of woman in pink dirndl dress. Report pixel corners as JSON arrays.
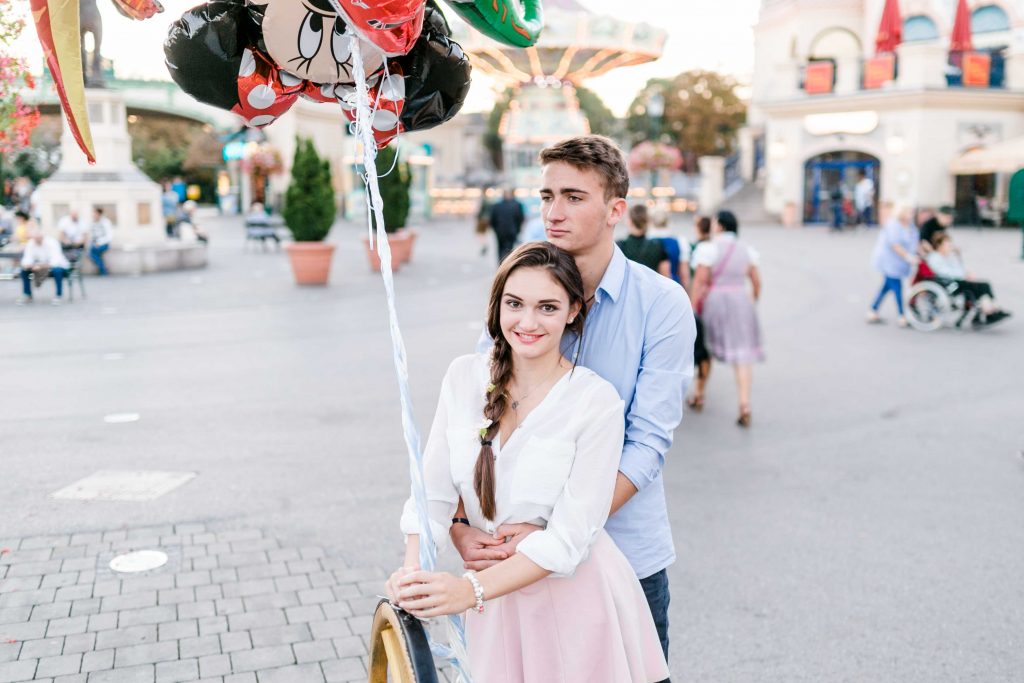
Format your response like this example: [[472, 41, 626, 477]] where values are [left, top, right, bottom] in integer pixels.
[[386, 243, 670, 682], [689, 210, 764, 427]]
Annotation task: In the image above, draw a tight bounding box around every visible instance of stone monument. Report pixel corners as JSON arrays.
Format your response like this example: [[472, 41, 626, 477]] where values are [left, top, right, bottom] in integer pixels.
[[34, 5, 206, 274]]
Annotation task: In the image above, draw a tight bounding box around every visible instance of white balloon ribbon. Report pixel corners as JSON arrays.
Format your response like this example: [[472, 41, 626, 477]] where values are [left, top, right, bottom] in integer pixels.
[[322, 2, 473, 679]]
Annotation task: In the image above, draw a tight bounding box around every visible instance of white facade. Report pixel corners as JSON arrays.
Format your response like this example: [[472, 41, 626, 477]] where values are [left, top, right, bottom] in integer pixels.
[[750, 0, 1024, 223]]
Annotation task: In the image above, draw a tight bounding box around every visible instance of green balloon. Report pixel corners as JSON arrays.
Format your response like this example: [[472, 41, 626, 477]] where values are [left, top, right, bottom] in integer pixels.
[[442, 0, 544, 48]]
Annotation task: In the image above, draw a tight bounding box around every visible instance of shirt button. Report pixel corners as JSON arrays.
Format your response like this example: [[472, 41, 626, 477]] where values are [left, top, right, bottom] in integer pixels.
[[485, 524, 494, 533]]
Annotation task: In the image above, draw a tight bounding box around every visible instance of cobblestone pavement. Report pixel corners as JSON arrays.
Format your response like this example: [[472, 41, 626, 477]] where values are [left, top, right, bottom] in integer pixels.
[[3, 215, 1023, 682], [0, 523, 390, 683]]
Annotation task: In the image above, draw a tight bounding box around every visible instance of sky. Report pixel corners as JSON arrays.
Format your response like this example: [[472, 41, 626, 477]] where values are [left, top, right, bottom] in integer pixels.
[[11, 0, 762, 116]]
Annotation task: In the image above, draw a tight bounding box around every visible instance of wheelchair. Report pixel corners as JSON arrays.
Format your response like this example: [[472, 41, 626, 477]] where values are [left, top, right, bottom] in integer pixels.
[[905, 261, 981, 332]]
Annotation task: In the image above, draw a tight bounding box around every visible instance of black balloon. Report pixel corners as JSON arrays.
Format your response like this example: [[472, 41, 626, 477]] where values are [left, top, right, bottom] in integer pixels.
[[163, 0, 471, 143], [397, 6, 471, 133], [164, 0, 252, 112]]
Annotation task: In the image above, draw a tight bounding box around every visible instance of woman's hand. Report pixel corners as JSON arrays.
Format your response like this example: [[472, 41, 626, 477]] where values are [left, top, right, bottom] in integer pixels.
[[385, 565, 419, 603], [396, 571, 476, 619]]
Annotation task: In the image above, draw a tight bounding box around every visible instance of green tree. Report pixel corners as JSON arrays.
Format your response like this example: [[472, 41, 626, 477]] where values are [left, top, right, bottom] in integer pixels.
[[284, 138, 335, 241], [374, 144, 411, 233], [627, 70, 747, 162], [574, 85, 617, 138]]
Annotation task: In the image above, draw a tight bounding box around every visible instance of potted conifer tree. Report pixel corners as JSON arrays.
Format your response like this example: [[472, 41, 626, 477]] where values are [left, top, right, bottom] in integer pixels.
[[284, 138, 337, 285], [362, 144, 416, 271]]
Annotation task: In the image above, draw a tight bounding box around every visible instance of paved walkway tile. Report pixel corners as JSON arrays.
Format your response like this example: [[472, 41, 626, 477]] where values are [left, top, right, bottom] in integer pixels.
[[0, 523, 411, 683]]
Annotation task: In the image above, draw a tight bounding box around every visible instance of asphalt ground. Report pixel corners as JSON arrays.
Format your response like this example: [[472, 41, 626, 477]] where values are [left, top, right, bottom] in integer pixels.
[[2, 213, 1022, 682]]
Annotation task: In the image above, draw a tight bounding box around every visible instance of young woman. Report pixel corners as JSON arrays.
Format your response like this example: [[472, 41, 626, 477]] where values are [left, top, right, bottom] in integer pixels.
[[386, 242, 669, 682], [688, 210, 764, 427]]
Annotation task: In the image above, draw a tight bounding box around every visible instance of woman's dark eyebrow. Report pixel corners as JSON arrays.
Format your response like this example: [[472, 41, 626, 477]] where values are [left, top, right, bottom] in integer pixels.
[[504, 293, 523, 301]]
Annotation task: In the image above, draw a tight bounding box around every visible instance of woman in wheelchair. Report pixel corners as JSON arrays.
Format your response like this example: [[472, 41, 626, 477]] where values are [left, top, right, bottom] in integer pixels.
[[923, 232, 1010, 326]]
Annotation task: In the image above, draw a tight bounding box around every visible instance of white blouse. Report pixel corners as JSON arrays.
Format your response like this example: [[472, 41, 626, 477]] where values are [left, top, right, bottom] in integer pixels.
[[400, 353, 625, 577], [691, 232, 761, 268]]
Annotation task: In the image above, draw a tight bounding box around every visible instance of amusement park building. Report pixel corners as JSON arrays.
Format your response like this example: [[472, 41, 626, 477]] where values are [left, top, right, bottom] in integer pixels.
[[749, 0, 1024, 225]]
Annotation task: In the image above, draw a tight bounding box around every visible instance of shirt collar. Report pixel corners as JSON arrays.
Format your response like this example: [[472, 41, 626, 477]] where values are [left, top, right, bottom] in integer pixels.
[[594, 246, 627, 304]]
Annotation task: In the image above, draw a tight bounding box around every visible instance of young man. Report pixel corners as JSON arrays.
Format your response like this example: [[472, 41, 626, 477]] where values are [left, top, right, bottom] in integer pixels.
[[456, 135, 696, 663]]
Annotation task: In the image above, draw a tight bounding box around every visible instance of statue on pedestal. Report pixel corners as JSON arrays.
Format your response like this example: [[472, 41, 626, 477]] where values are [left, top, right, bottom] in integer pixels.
[[79, 0, 105, 87]]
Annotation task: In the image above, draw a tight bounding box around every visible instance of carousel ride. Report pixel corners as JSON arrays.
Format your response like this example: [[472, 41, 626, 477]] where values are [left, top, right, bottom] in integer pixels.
[[452, 0, 666, 188]]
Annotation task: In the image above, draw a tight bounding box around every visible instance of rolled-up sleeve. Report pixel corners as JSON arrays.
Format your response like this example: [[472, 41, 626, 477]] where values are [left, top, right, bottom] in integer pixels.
[[517, 390, 625, 576], [399, 367, 460, 547], [618, 286, 694, 492]]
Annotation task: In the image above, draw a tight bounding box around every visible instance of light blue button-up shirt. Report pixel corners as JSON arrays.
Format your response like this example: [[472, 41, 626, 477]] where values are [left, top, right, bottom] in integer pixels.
[[569, 247, 694, 579], [479, 246, 695, 579]]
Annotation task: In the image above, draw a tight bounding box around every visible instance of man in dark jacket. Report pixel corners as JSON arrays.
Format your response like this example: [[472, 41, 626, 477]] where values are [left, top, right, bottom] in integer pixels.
[[489, 189, 524, 264]]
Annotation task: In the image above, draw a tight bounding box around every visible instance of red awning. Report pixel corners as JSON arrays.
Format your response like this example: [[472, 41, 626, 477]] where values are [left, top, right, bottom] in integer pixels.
[[950, 0, 973, 52], [875, 0, 903, 54]]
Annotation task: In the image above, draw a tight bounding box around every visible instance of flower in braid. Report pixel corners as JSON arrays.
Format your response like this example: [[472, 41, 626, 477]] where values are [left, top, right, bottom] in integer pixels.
[[473, 241, 587, 520]]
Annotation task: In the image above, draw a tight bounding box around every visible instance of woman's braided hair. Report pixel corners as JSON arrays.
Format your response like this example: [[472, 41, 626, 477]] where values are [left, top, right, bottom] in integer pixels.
[[474, 241, 586, 520]]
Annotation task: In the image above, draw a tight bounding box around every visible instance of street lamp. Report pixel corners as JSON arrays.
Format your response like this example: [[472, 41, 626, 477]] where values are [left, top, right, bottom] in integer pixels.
[[647, 91, 664, 142]]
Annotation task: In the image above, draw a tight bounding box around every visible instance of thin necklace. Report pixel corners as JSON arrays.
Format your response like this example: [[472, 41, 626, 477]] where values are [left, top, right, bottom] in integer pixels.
[[510, 361, 564, 411]]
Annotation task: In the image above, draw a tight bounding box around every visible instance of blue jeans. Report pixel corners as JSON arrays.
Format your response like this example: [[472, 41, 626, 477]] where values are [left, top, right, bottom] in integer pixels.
[[640, 568, 671, 662], [872, 276, 904, 315], [89, 243, 109, 275], [21, 267, 67, 297], [831, 203, 844, 229]]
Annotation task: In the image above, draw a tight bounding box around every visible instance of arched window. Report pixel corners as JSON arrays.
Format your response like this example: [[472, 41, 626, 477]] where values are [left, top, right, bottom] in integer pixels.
[[903, 15, 939, 42], [971, 5, 1010, 34], [809, 27, 862, 60]]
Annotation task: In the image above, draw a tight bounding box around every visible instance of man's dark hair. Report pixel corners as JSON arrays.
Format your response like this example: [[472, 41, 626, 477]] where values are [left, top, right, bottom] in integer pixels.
[[14, 210, 29, 220], [716, 209, 739, 234], [539, 135, 629, 201], [94, 207, 104, 216]]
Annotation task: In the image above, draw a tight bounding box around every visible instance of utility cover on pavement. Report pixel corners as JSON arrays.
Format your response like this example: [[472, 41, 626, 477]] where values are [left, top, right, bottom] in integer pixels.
[[110, 550, 169, 573], [50, 470, 197, 501]]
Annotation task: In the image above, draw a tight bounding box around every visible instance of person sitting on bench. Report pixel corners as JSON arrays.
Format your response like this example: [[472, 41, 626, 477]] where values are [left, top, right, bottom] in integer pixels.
[[16, 228, 70, 306]]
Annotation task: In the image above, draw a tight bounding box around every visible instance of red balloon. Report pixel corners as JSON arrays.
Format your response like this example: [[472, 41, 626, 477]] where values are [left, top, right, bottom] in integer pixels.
[[337, 0, 425, 56]]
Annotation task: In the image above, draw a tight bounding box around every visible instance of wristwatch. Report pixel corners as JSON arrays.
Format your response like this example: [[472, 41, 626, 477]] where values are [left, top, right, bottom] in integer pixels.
[[451, 517, 471, 526]]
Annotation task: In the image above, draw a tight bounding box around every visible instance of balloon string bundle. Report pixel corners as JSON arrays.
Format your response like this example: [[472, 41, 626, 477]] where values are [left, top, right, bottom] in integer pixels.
[[339, 18, 474, 683]]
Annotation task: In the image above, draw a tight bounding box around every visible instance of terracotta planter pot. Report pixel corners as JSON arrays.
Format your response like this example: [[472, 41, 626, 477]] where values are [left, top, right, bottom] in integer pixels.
[[362, 230, 416, 272], [285, 242, 336, 285]]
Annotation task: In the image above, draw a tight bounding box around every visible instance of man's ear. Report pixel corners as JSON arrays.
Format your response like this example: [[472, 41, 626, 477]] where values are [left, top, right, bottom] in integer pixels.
[[607, 197, 627, 228]]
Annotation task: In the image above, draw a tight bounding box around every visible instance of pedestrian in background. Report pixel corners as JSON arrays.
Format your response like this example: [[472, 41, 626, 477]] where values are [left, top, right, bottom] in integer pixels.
[[617, 204, 670, 277], [918, 205, 954, 254], [866, 204, 918, 327], [475, 194, 492, 257], [854, 170, 875, 226], [16, 228, 70, 306], [162, 180, 181, 239], [88, 207, 114, 276], [489, 189, 524, 264], [689, 210, 764, 427], [58, 209, 85, 249], [649, 207, 690, 289], [11, 210, 35, 246], [686, 215, 713, 411]]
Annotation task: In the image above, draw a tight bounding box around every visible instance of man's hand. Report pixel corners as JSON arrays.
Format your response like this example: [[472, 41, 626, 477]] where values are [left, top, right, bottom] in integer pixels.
[[450, 524, 509, 571], [490, 522, 542, 558]]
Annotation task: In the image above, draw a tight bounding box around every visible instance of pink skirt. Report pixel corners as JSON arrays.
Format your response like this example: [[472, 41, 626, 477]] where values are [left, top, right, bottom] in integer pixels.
[[464, 531, 670, 683]]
